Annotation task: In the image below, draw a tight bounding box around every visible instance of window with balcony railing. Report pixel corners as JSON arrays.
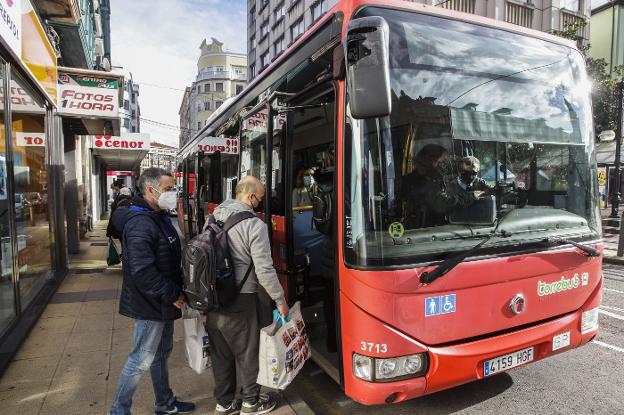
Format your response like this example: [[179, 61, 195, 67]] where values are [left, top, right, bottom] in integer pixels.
[[261, 51, 270, 68], [438, 0, 476, 14], [260, 21, 269, 38], [275, 3, 285, 21], [215, 100, 223, 109], [505, 2, 533, 28], [291, 18, 304, 41], [204, 101, 211, 111], [274, 35, 285, 55], [561, 0, 580, 12], [312, 0, 328, 22], [561, 12, 586, 39]]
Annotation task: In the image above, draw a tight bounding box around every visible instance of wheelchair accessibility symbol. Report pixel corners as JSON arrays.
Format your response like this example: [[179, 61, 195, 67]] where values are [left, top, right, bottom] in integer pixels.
[[440, 294, 456, 314], [425, 294, 456, 317]]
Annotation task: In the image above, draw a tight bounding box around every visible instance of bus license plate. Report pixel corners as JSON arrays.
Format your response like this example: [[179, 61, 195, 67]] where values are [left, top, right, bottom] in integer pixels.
[[483, 347, 534, 377]]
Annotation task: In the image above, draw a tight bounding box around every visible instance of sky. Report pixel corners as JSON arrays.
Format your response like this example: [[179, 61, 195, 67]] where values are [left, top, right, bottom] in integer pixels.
[[110, 0, 247, 148]]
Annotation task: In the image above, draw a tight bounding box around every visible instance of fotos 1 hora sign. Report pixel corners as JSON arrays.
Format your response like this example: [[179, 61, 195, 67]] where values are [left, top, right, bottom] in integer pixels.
[[197, 136, 238, 155], [16, 132, 45, 147], [58, 73, 119, 118]]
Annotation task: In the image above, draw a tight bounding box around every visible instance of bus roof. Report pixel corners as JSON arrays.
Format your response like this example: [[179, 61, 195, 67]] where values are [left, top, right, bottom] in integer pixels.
[[179, 0, 579, 158]]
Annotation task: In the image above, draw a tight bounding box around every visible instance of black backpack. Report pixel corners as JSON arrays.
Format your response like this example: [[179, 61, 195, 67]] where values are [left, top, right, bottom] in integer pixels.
[[182, 211, 255, 311]]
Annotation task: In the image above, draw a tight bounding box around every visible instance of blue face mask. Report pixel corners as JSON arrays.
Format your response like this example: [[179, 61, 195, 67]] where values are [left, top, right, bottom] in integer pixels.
[[303, 175, 314, 187]]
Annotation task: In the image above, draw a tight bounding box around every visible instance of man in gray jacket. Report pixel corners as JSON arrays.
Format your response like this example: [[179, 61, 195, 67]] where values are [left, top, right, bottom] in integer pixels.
[[208, 175, 289, 415]]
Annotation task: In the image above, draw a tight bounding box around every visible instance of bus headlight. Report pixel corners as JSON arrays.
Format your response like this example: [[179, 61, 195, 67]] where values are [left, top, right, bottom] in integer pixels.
[[354, 353, 427, 382], [353, 354, 373, 381], [581, 307, 599, 333]]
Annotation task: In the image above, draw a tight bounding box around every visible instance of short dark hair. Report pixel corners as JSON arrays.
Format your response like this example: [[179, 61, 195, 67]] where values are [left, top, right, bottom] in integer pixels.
[[137, 168, 173, 195]]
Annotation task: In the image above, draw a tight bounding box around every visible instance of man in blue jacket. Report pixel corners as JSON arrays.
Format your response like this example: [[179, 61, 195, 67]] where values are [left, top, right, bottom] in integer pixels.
[[109, 168, 195, 415]]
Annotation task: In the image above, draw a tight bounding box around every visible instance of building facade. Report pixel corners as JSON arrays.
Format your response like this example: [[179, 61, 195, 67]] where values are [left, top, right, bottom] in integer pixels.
[[33, 0, 111, 70], [179, 87, 192, 146], [120, 73, 141, 133], [180, 38, 247, 148], [247, 0, 591, 80], [590, 0, 624, 74], [140, 142, 178, 173]]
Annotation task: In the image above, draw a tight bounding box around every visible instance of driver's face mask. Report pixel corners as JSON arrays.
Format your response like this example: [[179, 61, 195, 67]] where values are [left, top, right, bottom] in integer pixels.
[[460, 171, 478, 185]]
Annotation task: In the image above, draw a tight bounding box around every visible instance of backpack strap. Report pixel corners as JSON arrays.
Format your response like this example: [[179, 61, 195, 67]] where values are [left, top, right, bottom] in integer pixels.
[[221, 211, 256, 232], [221, 211, 256, 292]]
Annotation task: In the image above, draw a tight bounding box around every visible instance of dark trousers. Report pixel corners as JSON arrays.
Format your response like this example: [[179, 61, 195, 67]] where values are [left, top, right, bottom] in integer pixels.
[[206, 293, 261, 406]]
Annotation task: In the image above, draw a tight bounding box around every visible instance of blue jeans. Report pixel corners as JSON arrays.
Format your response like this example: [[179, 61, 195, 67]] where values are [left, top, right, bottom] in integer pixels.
[[110, 320, 175, 415]]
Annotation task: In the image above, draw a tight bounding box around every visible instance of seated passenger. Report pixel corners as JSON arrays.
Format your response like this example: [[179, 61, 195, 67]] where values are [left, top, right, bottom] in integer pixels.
[[292, 168, 316, 207]]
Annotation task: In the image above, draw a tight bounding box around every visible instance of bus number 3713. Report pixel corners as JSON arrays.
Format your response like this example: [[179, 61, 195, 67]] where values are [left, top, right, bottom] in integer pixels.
[[361, 342, 388, 353]]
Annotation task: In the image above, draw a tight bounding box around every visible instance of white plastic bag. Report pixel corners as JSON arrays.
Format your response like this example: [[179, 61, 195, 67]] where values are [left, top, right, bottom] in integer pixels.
[[257, 301, 310, 389], [183, 307, 211, 374]]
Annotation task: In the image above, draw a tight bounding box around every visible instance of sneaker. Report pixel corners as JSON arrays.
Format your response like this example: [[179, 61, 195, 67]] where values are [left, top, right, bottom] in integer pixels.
[[214, 400, 241, 415], [155, 398, 196, 414], [241, 394, 277, 415]]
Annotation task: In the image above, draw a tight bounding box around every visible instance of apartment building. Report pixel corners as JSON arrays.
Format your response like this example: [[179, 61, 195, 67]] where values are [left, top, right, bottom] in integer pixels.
[[247, 0, 590, 80]]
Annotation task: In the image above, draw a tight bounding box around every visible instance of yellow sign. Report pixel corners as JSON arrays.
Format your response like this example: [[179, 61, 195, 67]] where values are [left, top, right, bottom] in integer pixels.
[[597, 168, 607, 187], [388, 222, 405, 239], [21, 2, 58, 104]]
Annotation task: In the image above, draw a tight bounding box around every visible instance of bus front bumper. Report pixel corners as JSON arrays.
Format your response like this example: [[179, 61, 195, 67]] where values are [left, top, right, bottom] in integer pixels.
[[343, 277, 602, 405]]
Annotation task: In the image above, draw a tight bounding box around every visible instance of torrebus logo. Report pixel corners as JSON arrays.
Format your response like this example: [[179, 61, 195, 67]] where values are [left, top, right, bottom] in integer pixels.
[[537, 274, 583, 296]]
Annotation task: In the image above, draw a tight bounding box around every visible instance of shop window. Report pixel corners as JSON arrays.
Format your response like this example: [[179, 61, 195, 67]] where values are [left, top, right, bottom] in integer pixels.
[[10, 71, 51, 311]]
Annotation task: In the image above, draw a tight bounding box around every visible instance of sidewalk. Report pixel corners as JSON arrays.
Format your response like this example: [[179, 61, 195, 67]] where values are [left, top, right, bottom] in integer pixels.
[[0, 222, 311, 415], [601, 208, 624, 265]]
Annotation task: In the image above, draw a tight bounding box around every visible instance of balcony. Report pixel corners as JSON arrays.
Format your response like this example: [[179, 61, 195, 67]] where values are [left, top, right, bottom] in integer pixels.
[[196, 71, 247, 82], [32, 0, 81, 24]]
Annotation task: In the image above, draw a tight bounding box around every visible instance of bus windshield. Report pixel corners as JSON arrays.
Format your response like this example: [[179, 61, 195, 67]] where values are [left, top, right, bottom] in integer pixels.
[[344, 8, 600, 267]]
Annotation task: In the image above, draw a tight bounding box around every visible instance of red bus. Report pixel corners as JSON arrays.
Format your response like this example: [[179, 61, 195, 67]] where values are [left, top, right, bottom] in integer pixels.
[[178, 0, 602, 405]]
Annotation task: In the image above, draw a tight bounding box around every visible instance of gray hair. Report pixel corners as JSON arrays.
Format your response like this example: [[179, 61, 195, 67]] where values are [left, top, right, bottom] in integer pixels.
[[137, 168, 173, 195]]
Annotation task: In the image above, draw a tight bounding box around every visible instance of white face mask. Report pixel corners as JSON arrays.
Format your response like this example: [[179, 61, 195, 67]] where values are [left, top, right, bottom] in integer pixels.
[[153, 188, 177, 210]]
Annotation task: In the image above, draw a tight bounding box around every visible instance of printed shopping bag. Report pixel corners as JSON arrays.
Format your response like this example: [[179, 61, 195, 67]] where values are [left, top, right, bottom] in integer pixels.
[[257, 301, 310, 390], [183, 307, 211, 374], [107, 238, 121, 266]]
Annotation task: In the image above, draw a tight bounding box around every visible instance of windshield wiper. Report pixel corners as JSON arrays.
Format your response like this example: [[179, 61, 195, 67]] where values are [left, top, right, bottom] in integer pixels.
[[420, 230, 513, 284], [544, 236, 600, 257]]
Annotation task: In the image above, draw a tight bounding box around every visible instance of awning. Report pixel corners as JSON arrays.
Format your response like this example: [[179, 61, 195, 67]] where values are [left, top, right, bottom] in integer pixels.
[[89, 134, 150, 171]]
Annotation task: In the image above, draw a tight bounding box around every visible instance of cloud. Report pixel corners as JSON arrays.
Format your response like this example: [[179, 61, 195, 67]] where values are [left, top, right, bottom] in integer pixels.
[[110, 0, 247, 147]]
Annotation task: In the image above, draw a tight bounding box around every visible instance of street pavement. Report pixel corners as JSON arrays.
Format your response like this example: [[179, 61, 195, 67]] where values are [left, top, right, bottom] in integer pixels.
[[0, 222, 309, 415], [289, 263, 624, 415]]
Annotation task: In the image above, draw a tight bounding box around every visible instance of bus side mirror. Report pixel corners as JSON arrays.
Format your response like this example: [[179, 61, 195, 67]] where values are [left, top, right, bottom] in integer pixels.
[[344, 16, 392, 119]]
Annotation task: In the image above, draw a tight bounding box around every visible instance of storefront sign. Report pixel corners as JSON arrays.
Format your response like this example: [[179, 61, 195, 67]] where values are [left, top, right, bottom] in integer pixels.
[[0, 0, 21, 57], [16, 132, 45, 147], [106, 171, 134, 176], [197, 136, 238, 154], [243, 109, 286, 132], [91, 133, 150, 150], [58, 73, 119, 117], [0, 79, 45, 113]]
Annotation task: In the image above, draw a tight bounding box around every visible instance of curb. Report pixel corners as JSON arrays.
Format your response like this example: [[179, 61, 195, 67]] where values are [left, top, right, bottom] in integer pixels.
[[282, 387, 316, 415], [604, 256, 624, 266]]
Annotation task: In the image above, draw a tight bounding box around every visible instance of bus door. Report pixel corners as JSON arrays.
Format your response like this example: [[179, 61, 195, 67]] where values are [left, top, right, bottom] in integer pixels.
[[240, 104, 290, 323], [283, 86, 340, 378]]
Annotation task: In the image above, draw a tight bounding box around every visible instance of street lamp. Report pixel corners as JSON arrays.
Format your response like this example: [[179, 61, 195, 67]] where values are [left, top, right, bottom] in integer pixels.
[[611, 81, 624, 218]]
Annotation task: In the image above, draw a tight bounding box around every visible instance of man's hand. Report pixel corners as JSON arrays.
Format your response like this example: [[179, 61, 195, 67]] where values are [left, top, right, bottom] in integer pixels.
[[173, 295, 186, 309], [277, 303, 289, 318], [471, 190, 485, 200]]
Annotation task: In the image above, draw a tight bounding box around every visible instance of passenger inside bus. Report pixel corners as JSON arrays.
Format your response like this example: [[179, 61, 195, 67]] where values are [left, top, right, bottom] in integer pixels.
[[292, 167, 316, 207], [446, 156, 493, 201]]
